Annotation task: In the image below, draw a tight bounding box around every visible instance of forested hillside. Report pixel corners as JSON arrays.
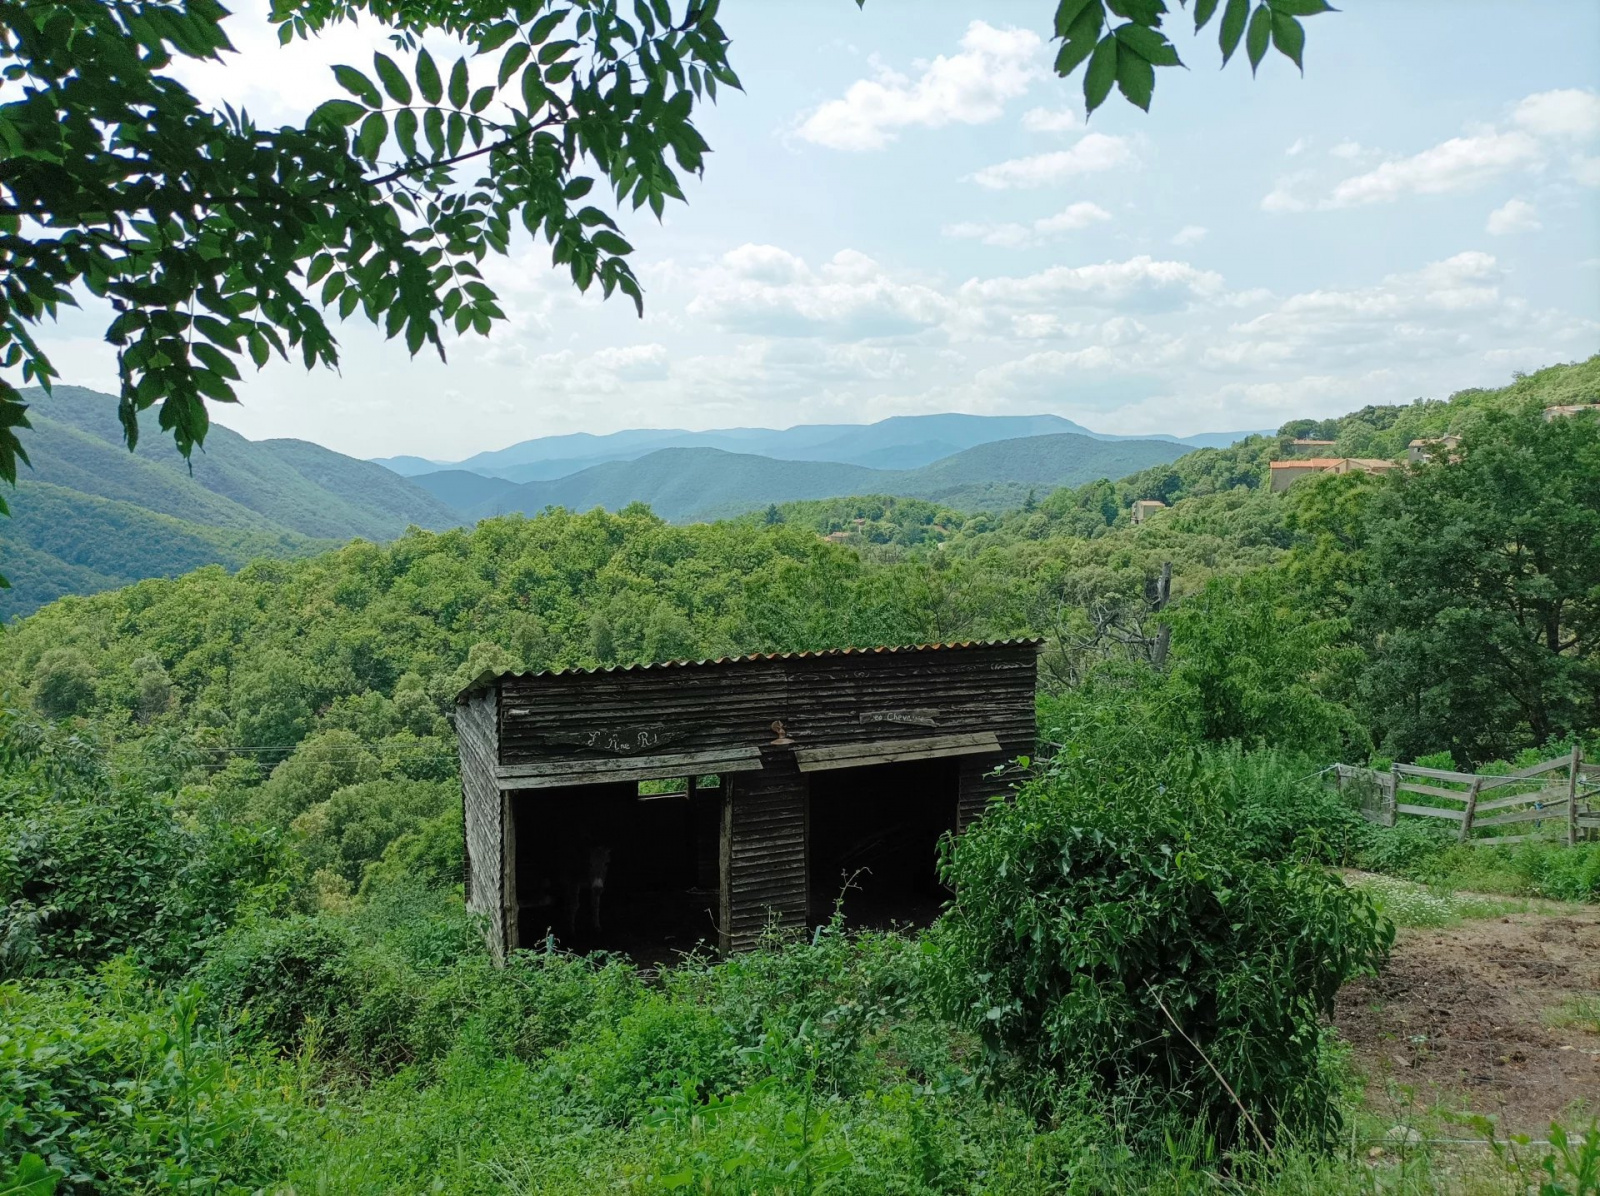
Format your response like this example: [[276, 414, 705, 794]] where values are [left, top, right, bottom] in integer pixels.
[[1, 358, 1597, 1195], [0, 387, 463, 617]]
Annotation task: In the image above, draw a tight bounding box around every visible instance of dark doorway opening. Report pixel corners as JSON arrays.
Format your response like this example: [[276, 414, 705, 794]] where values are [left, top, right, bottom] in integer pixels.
[[512, 779, 722, 962], [807, 757, 959, 931]]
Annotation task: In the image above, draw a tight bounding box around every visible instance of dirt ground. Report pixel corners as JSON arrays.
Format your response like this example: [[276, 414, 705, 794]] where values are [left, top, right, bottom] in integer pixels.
[[1334, 898, 1600, 1135]]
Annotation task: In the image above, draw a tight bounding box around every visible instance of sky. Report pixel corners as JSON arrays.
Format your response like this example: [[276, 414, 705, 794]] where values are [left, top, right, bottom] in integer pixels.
[[28, 1, 1600, 461]]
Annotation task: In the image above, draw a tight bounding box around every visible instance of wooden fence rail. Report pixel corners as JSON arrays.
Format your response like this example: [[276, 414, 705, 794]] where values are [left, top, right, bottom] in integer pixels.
[[1331, 746, 1596, 846]]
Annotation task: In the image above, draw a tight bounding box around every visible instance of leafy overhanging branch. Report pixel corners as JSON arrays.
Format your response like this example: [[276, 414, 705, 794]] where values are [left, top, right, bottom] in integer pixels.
[[0, 0, 738, 480]]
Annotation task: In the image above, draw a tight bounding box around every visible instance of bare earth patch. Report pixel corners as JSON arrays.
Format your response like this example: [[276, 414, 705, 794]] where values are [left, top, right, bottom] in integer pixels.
[[1335, 901, 1600, 1134]]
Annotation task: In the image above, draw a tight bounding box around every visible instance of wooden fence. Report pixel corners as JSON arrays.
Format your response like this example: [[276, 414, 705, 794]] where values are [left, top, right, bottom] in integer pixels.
[[1332, 746, 1598, 846]]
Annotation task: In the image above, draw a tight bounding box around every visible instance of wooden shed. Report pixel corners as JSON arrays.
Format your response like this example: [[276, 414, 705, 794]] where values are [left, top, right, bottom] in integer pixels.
[[455, 639, 1041, 959]]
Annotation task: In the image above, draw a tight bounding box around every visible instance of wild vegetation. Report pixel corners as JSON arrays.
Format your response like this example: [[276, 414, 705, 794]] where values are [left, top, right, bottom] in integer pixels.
[[2, 358, 1598, 1193]]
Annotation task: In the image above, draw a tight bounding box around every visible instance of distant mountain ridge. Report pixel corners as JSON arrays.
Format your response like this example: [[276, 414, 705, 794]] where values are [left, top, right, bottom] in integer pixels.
[[443, 432, 1192, 523], [375, 413, 1266, 481], [1, 386, 462, 618]]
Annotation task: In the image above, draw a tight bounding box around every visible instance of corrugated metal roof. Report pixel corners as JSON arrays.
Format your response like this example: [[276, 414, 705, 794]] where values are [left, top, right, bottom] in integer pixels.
[[456, 638, 1045, 702]]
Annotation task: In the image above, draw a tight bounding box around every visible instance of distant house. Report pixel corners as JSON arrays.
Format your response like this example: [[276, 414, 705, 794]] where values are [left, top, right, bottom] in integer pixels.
[[1543, 404, 1600, 421], [1269, 457, 1398, 493], [1407, 434, 1461, 464], [1130, 499, 1167, 525], [821, 530, 851, 544], [1289, 438, 1338, 454]]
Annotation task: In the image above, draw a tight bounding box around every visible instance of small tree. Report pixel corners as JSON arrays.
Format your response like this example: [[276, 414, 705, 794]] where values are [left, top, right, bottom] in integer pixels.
[[1354, 408, 1600, 763], [31, 647, 96, 718]]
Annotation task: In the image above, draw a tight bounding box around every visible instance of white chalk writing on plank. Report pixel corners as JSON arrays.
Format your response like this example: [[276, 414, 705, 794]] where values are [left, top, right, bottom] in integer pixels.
[[536, 724, 686, 755], [858, 709, 939, 728]]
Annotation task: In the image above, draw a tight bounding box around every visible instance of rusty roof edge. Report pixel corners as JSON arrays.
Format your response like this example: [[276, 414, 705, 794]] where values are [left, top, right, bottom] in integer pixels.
[[454, 638, 1046, 704]]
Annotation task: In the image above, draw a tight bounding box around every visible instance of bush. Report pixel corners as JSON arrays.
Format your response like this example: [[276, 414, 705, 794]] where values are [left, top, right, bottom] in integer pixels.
[[196, 915, 398, 1057], [0, 963, 297, 1194], [0, 721, 286, 980], [927, 773, 1393, 1149]]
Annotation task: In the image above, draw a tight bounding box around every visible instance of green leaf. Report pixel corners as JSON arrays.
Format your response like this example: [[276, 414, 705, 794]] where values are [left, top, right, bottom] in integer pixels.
[[358, 110, 388, 160], [1115, 42, 1155, 109], [1270, 0, 1334, 14], [374, 52, 412, 104], [1246, 3, 1271, 72], [416, 48, 442, 104], [1193, 0, 1220, 27], [1271, 10, 1305, 69], [395, 107, 419, 157], [309, 98, 365, 129], [423, 106, 445, 156], [1053, 0, 1097, 37], [1083, 35, 1118, 114], [538, 39, 578, 65], [477, 20, 517, 52], [1056, 3, 1106, 75], [1113, 22, 1182, 66], [1218, 0, 1248, 64], [470, 85, 495, 113], [449, 57, 469, 108], [499, 41, 531, 86], [592, 230, 633, 254], [332, 64, 381, 108], [1107, 0, 1164, 22]]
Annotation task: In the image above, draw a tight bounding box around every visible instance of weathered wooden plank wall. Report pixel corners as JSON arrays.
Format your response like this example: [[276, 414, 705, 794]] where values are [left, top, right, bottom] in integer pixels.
[[457, 688, 507, 960], [492, 644, 1039, 770], [720, 746, 808, 954]]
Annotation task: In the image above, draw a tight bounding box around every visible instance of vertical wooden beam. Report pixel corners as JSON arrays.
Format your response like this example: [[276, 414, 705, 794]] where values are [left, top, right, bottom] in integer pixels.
[[718, 781, 733, 954], [1458, 775, 1483, 844], [1568, 744, 1583, 848], [502, 790, 518, 955], [1387, 764, 1400, 828]]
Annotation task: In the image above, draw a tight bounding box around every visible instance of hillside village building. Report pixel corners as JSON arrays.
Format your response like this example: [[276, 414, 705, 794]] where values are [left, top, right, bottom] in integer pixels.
[[1268, 457, 1399, 492], [1130, 499, 1167, 525], [1544, 404, 1600, 421], [455, 641, 1041, 960], [1407, 435, 1461, 464]]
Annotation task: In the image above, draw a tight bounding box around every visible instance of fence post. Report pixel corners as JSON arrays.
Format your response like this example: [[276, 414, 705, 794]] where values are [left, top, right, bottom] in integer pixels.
[[1568, 744, 1583, 848], [1386, 764, 1400, 828], [1459, 775, 1484, 844]]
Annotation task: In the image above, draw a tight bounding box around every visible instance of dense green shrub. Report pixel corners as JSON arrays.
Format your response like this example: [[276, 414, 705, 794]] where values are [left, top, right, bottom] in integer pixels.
[[196, 915, 396, 1056], [928, 773, 1393, 1148], [0, 716, 286, 980], [0, 964, 297, 1194]]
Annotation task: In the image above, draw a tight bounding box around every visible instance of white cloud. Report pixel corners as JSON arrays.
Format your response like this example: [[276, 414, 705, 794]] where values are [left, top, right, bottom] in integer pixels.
[[1268, 89, 1600, 212], [1021, 106, 1079, 133], [685, 245, 951, 339], [942, 201, 1111, 248], [795, 21, 1041, 151], [967, 133, 1134, 189], [1260, 171, 1312, 213], [960, 255, 1225, 316], [1324, 130, 1542, 207], [1170, 225, 1207, 246], [1286, 137, 1310, 156], [1510, 88, 1600, 140], [1486, 198, 1541, 236], [1035, 202, 1113, 234]]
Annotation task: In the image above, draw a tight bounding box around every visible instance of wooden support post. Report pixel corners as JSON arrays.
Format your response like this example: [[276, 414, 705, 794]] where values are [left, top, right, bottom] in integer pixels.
[[1458, 775, 1483, 844], [1568, 744, 1583, 848], [1387, 764, 1400, 828]]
